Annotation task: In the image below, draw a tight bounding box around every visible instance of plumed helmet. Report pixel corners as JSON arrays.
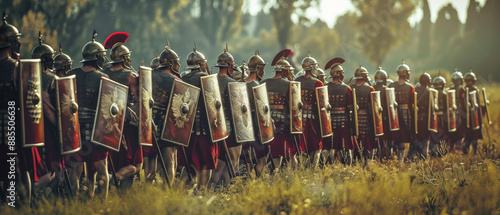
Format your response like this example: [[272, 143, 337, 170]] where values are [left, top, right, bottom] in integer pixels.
[[0, 12, 21, 49], [81, 30, 106, 63], [419, 71, 432, 86], [451, 69, 463, 86], [397, 60, 411, 77], [374, 67, 388, 84], [464, 70, 477, 85], [274, 57, 294, 72], [247, 50, 266, 73], [185, 42, 207, 70], [317, 68, 325, 77], [301, 52, 318, 71], [158, 40, 180, 69], [109, 43, 130, 64], [353, 65, 369, 80], [54, 44, 73, 71], [325, 57, 345, 80], [215, 43, 234, 68], [432, 76, 446, 89], [31, 32, 55, 60]]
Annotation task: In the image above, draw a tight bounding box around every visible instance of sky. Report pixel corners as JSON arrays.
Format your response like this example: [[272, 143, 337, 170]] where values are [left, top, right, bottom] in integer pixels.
[[244, 0, 487, 28]]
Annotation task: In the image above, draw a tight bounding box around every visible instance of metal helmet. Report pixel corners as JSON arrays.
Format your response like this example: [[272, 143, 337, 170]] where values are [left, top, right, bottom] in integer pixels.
[[451, 69, 463, 86], [185, 42, 207, 70], [80, 30, 106, 66], [432, 76, 446, 89], [274, 57, 294, 72], [233, 60, 249, 81], [158, 40, 180, 72], [54, 44, 73, 71], [397, 60, 411, 78], [301, 52, 318, 71], [374, 67, 388, 85], [419, 71, 432, 87], [215, 43, 234, 68], [247, 50, 266, 73], [31, 32, 55, 69], [353, 65, 369, 80], [109, 43, 131, 64], [325, 57, 345, 81], [464, 70, 477, 86], [0, 12, 21, 52]]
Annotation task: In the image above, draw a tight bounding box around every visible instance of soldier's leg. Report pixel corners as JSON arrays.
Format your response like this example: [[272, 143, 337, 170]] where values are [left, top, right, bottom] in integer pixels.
[[198, 168, 212, 191], [463, 139, 472, 155], [228, 145, 242, 174], [472, 140, 478, 155], [209, 159, 227, 187], [33, 172, 56, 193], [397, 141, 405, 163], [160, 146, 177, 186], [320, 149, 330, 166], [143, 154, 158, 183], [309, 150, 321, 168], [93, 158, 109, 200], [272, 157, 282, 171], [18, 170, 32, 206], [68, 162, 83, 199]]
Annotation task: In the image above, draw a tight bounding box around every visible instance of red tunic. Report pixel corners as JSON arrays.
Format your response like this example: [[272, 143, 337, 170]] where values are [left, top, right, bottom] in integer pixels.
[[302, 80, 324, 152]]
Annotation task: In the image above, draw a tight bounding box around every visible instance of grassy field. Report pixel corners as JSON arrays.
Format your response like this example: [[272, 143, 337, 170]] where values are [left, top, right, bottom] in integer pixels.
[[2, 84, 500, 214]]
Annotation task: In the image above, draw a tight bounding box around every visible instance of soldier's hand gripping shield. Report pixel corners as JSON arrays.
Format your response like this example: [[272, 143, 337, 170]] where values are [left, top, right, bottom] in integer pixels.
[[289, 81, 303, 134], [139, 66, 153, 146], [200, 74, 228, 142], [469, 90, 481, 130], [385, 87, 400, 131], [161, 79, 200, 146], [19, 59, 45, 147], [428, 88, 438, 133], [315, 86, 333, 138], [91, 77, 128, 151], [371, 91, 384, 137], [228, 82, 255, 143], [56, 75, 81, 154], [447, 89, 457, 132], [481, 88, 492, 125], [253, 83, 274, 144]]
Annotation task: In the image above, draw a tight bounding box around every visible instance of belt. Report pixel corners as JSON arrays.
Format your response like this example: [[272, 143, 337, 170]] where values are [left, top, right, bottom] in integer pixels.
[[332, 107, 346, 111], [399, 104, 409, 109]]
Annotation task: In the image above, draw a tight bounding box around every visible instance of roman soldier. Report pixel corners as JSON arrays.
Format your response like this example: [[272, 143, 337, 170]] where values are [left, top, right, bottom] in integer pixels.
[[295, 52, 324, 167], [373, 67, 392, 159], [53, 45, 73, 77], [66, 30, 110, 199], [449, 70, 466, 151], [350, 66, 376, 161], [30, 32, 63, 194], [210, 44, 240, 186], [145, 41, 182, 185], [242, 51, 271, 176], [323, 57, 354, 165], [181, 43, 219, 191], [261, 49, 299, 169], [463, 71, 483, 155], [429, 76, 448, 156], [102, 32, 143, 189], [388, 61, 415, 162], [411, 72, 431, 159], [0, 12, 35, 205]]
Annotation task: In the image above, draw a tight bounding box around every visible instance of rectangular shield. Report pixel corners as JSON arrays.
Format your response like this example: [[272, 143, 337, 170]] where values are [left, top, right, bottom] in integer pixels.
[[55, 75, 81, 154], [428, 88, 438, 133], [161, 79, 200, 147], [371, 91, 384, 137], [446, 89, 457, 132], [200, 74, 228, 143], [385, 87, 400, 131], [91, 77, 128, 152], [252, 83, 274, 144], [228, 82, 255, 143], [19, 59, 45, 147], [481, 88, 491, 125], [315, 86, 333, 138], [139, 66, 153, 147], [289, 81, 303, 134], [469, 90, 480, 130]]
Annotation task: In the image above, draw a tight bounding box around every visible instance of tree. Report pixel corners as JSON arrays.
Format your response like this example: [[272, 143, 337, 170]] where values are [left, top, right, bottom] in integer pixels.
[[418, 0, 430, 58], [350, 0, 416, 66]]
